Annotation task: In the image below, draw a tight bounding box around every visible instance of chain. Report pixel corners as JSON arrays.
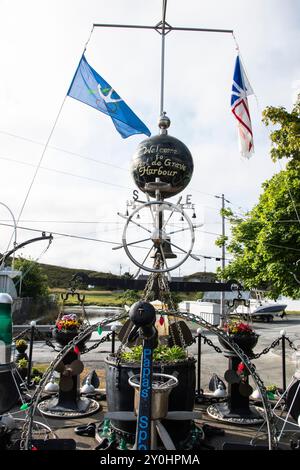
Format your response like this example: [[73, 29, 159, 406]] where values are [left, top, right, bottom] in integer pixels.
[[81, 331, 112, 354], [199, 333, 222, 353], [252, 338, 281, 359], [19, 311, 127, 450], [142, 270, 184, 348], [13, 327, 31, 341], [157, 273, 187, 349], [285, 336, 298, 351], [252, 336, 298, 359]]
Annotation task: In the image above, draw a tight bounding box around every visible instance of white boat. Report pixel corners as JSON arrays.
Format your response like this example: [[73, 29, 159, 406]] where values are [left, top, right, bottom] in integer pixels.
[[178, 290, 287, 324]]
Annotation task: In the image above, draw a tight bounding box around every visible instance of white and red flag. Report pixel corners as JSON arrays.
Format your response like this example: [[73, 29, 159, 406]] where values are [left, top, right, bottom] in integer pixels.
[[231, 56, 254, 158]]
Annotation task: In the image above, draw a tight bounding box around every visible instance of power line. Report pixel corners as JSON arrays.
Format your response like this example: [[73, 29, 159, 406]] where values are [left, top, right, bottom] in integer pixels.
[[0, 125, 127, 174], [0, 155, 129, 191], [0, 222, 120, 246], [0, 129, 256, 213], [0, 219, 122, 224]]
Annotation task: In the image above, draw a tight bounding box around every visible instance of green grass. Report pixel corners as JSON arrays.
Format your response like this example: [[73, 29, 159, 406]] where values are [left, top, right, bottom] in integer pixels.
[[52, 290, 126, 307], [51, 289, 203, 307]]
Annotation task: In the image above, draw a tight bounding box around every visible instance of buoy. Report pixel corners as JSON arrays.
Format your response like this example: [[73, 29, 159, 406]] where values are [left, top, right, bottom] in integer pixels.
[[213, 384, 226, 397], [251, 389, 261, 400], [81, 377, 95, 394], [44, 376, 59, 393]]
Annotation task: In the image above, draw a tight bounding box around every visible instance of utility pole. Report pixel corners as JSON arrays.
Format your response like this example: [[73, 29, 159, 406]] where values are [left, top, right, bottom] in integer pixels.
[[215, 194, 230, 326]]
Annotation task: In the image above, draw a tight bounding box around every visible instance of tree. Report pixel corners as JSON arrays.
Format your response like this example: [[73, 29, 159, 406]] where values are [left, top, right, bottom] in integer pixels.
[[217, 103, 300, 299], [14, 258, 49, 298], [262, 102, 300, 164]]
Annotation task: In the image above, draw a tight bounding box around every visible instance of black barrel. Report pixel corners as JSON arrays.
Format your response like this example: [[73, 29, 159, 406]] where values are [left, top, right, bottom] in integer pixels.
[[105, 355, 196, 445]]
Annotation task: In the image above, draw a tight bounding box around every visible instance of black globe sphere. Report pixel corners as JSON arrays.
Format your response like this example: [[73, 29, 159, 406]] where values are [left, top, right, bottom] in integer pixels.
[[131, 134, 194, 198], [129, 301, 156, 327]]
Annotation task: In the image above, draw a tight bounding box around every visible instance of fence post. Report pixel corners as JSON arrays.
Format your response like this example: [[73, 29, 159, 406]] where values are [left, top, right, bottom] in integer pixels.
[[280, 329, 286, 393], [111, 323, 119, 354], [195, 328, 202, 402]]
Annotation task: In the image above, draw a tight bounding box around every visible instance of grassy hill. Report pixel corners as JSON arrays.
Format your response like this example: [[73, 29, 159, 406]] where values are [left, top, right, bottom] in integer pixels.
[[38, 262, 117, 289]]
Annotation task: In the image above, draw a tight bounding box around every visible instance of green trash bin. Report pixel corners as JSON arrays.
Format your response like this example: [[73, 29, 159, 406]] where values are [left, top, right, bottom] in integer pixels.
[[0, 293, 13, 364]]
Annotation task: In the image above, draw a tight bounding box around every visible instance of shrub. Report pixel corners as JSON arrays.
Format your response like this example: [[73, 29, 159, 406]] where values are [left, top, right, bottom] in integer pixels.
[[120, 345, 187, 363]]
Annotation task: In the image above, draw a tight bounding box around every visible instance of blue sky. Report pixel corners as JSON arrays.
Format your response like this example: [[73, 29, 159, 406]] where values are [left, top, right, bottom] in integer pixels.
[[0, 0, 299, 277]]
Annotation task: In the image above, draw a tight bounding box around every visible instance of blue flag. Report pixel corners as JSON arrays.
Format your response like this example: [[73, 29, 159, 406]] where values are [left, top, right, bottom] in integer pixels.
[[67, 54, 151, 139]]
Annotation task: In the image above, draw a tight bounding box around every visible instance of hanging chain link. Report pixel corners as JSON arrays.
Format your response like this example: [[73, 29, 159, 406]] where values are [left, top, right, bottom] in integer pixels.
[[13, 327, 32, 341], [198, 333, 222, 353], [81, 331, 112, 353], [285, 336, 298, 351], [252, 338, 281, 359]]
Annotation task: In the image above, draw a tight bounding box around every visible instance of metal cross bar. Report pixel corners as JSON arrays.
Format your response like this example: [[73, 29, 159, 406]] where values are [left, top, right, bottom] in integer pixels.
[[93, 0, 233, 118], [92, 23, 233, 34]]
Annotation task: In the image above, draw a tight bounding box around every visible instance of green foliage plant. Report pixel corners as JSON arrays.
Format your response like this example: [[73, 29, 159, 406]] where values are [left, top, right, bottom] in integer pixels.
[[120, 344, 187, 363], [17, 358, 28, 369], [15, 339, 28, 349]]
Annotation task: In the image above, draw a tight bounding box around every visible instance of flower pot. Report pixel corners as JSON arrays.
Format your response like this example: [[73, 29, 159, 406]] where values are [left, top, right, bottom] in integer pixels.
[[105, 354, 196, 445], [17, 367, 28, 380], [16, 351, 29, 362], [16, 344, 27, 354], [219, 333, 259, 357], [52, 327, 91, 351]]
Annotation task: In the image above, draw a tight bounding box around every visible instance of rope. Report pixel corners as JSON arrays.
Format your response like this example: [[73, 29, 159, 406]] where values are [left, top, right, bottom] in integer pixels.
[[231, 31, 261, 115], [9, 96, 67, 252], [6, 26, 95, 251]]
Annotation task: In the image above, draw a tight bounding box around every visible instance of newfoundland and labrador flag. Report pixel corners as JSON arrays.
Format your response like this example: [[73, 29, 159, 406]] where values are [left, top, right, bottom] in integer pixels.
[[67, 54, 151, 139], [231, 55, 254, 158]]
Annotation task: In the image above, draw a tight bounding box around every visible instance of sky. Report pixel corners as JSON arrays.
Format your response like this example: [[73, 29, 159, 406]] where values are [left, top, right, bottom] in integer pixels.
[[0, 0, 299, 279]]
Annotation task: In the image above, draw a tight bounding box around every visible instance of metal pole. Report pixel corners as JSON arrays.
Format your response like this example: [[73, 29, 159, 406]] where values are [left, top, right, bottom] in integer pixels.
[[27, 321, 36, 387], [111, 330, 115, 354], [220, 194, 226, 326], [196, 328, 202, 401], [197, 333, 201, 395], [160, 0, 168, 116], [281, 330, 287, 392]]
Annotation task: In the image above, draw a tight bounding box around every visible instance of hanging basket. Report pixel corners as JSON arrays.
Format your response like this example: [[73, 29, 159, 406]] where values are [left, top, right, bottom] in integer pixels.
[[52, 326, 91, 351], [53, 290, 91, 350], [219, 333, 259, 357]]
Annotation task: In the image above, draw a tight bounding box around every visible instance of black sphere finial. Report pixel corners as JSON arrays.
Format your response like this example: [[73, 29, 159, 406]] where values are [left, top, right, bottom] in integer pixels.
[[129, 300, 156, 327]]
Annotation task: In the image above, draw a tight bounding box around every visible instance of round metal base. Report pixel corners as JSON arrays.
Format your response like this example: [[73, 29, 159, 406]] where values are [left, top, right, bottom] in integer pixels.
[[207, 403, 264, 425], [37, 397, 100, 419]]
